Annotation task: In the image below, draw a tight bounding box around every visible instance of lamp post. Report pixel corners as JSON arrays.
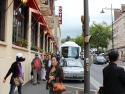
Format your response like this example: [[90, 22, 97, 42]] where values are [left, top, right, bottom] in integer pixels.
[[21, 0, 28, 3], [100, 4, 120, 49]]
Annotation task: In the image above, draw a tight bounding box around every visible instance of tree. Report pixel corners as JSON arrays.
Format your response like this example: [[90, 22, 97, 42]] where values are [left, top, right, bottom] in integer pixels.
[[65, 36, 71, 42], [61, 38, 65, 43], [74, 35, 84, 49], [89, 21, 111, 54]]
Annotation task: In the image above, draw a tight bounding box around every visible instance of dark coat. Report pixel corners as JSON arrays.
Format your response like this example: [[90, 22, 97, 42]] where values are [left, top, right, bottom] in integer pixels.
[[4, 61, 21, 84], [45, 65, 64, 90], [103, 62, 125, 94], [45, 59, 50, 71]]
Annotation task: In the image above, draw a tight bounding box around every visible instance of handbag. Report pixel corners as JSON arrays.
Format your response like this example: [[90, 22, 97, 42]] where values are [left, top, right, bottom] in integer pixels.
[[53, 78, 66, 92], [13, 76, 24, 86], [98, 86, 104, 94]]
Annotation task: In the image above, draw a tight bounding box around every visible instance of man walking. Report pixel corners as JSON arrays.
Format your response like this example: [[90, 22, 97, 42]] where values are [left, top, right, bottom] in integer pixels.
[[31, 52, 42, 85], [102, 49, 125, 94], [45, 55, 51, 72]]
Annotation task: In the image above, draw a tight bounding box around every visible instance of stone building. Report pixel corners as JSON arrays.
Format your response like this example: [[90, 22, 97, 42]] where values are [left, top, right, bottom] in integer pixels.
[[108, 4, 125, 59], [0, 0, 60, 93]]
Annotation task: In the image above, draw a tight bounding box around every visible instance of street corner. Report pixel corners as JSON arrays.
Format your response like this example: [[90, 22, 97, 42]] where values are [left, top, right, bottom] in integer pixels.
[[76, 90, 98, 94]]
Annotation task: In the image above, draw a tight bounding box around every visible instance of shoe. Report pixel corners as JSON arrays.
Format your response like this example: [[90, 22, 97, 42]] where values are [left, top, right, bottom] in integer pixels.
[[38, 82, 40, 84], [43, 79, 46, 81], [33, 83, 37, 85]]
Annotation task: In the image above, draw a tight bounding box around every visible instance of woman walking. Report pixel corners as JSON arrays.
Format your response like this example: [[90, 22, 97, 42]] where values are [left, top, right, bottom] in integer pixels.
[[3, 53, 25, 94], [45, 56, 64, 94]]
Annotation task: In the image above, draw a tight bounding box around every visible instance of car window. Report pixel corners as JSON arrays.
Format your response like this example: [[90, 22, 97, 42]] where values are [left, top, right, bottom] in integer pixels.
[[97, 56, 105, 59], [63, 60, 82, 67]]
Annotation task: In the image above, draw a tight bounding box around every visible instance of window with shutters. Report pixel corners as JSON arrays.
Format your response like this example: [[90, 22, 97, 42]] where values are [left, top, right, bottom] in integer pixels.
[[0, 0, 6, 41]]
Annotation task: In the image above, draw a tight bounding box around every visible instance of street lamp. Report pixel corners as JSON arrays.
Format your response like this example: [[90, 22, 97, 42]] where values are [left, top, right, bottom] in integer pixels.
[[21, 0, 28, 3], [100, 4, 120, 49]]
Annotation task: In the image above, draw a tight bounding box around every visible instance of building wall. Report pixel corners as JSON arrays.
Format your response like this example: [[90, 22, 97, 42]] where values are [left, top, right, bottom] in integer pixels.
[[53, 15, 61, 53], [0, 1, 42, 94], [108, 13, 125, 58]]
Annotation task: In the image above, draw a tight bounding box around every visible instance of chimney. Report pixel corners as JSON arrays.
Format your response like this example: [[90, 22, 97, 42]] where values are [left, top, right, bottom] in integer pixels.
[[121, 4, 125, 12], [114, 9, 120, 21]]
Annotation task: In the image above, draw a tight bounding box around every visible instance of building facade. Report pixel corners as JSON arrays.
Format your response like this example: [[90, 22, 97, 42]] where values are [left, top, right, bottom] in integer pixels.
[[108, 4, 125, 58], [0, 0, 60, 94]]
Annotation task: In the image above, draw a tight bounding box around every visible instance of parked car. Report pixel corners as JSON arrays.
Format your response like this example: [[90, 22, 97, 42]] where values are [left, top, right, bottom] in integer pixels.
[[80, 51, 84, 60], [93, 56, 107, 64], [103, 53, 109, 62], [60, 58, 84, 82]]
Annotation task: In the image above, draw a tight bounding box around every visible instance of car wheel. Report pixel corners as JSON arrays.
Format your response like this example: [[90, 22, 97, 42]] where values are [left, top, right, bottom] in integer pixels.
[[81, 80, 84, 83]]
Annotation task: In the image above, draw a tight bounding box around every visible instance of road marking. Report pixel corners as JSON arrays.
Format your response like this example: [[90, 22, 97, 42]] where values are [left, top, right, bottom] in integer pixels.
[[64, 76, 102, 91], [90, 76, 102, 90], [65, 85, 84, 89], [65, 84, 96, 91]]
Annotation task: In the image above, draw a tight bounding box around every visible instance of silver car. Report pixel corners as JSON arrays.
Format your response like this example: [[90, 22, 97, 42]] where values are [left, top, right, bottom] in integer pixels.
[[61, 58, 84, 82]]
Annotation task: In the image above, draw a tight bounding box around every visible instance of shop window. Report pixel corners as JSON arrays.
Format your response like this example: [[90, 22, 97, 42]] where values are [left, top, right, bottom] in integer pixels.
[[12, 0, 28, 44], [0, 0, 6, 41], [31, 16, 38, 47], [40, 29, 44, 49]]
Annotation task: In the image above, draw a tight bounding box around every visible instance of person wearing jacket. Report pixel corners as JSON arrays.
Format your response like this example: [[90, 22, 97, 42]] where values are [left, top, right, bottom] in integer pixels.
[[3, 53, 25, 94], [103, 49, 125, 94], [41, 54, 46, 81], [45, 55, 51, 72], [45, 56, 64, 94], [31, 52, 42, 85]]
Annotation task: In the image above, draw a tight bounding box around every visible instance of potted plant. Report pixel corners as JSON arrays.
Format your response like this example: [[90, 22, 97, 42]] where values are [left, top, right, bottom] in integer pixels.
[[22, 39, 28, 48], [16, 39, 23, 47], [39, 49, 44, 53], [31, 46, 39, 51]]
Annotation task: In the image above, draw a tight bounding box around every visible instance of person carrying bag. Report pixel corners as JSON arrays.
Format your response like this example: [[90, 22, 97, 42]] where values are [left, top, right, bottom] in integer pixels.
[[3, 53, 25, 94], [45, 56, 66, 94]]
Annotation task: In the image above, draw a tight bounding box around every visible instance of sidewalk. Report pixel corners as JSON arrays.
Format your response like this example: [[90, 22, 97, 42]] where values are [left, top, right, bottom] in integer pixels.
[[14, 80, 97, 94]]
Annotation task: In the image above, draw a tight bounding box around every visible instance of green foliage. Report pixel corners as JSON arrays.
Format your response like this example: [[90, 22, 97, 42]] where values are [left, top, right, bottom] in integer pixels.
[[89, 21, 111, 52], [61, 38, 66, 43], [16, 38, 28, 47], [73, 35, 84, 49], [65, 36, 71, 42], [31, 46, 39, 51], [39, 49, 44, 53]]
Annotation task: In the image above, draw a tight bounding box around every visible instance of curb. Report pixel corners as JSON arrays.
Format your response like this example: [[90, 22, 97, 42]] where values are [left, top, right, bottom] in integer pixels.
[[76, 90, 98, 94]]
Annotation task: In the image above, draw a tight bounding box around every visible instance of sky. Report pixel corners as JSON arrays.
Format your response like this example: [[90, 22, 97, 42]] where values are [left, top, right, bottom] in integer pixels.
[[55, 0, 125, 38]]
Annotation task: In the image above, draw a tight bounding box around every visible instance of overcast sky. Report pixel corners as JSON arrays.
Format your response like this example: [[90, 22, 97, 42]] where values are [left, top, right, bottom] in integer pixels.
[[55, 0, 125, 38]]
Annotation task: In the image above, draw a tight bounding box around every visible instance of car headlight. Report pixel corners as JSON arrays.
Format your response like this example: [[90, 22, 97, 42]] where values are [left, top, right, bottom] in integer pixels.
[[63, 71, 68, 74]]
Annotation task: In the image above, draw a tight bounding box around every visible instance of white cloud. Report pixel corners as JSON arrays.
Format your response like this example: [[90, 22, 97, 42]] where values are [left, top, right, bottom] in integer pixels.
[[55, 0, 125, 38]]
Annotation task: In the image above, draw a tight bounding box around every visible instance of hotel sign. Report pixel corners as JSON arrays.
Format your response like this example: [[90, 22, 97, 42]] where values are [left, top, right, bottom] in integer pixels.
[[58, 6, 62, 24]]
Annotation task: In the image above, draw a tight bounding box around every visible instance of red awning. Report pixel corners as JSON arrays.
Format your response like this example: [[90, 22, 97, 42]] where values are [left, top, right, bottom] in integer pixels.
[[32, 12, 46, 25], [26, 0, 40, 11]]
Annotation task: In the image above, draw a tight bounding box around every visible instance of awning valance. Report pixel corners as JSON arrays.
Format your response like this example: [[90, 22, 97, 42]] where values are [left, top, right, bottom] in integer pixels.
[[32, 12, 46, 25], [26, 0, 40, 11]]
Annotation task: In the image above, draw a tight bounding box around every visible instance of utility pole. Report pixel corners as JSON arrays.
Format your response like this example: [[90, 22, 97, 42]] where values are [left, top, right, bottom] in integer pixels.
[[84, 0, 90, 93]]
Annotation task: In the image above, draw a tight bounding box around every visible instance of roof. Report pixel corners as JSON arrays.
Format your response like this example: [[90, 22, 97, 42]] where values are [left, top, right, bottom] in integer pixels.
[[60, 41, 79, 47]]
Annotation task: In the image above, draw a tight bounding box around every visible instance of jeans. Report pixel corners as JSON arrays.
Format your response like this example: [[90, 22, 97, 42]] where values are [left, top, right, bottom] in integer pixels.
[[9, 82, 22, 94]]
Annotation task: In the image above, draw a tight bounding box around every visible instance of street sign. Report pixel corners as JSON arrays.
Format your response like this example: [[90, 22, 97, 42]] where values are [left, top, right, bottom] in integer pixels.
[[58, 6, 62, 24]]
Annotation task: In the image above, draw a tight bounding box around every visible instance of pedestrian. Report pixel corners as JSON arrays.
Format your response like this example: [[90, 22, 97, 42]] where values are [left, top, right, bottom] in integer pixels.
[[45, 56, 64, 94], [3, 53, 25, 94], [57, 54, 61, 65], [102, 49, 125, 94], [31, 52, 42, 85], [41, 54, 46, 81], [45, 55, 51, 72]]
